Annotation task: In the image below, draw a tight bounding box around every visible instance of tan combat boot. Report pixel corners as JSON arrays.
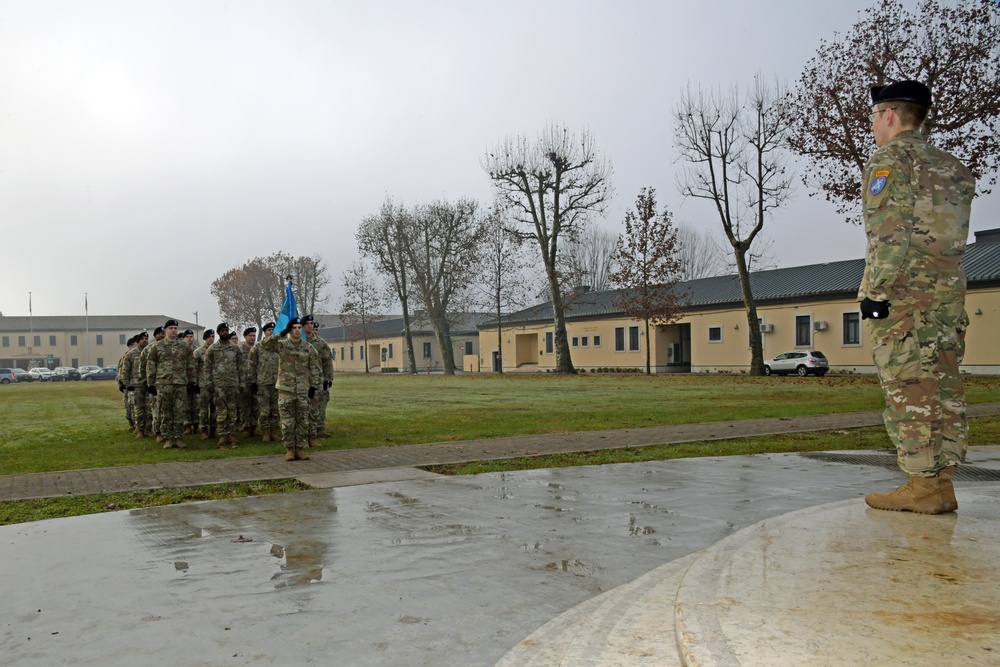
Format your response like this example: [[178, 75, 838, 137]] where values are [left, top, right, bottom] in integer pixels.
[[163, 440, 173, 449], [294, 446, 309, 461], [218, 437, 228, 447], [262, 433, 271, 443], [155, 434, 166, 444], [307, 437, 318, 448], [200, 427, 210, 440], [865, 474, 953, 514], [938, 466, 958, 512], [285, 448, 296, 461], [227, 434, 239, 446], [175, 438, 186, 449]]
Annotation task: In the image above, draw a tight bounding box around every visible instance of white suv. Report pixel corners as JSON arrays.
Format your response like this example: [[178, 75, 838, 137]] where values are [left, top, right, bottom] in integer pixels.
[[764, 351, 829, 377], [28, 367, 54, 381]]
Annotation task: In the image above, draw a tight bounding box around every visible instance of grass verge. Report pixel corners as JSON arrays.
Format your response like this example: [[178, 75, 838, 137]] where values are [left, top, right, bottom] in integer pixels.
[[0, 479, 310, 526]]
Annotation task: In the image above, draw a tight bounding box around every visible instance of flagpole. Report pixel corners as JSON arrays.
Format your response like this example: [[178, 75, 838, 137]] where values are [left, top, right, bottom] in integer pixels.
[[85, 293, 89, 367]]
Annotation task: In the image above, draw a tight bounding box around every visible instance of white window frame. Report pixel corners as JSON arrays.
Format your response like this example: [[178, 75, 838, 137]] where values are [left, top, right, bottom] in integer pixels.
[[708, 326, 723, 343], [794, 314, 813, 348]]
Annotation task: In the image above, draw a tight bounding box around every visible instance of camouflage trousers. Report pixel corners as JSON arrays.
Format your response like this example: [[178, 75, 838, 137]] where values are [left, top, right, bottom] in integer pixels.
[[240, 387, 259, 432], [157, 385, 189, 439], [257, 385, 279, 434], [198, 389, 216, 432], [870, 301, 968, 476], [123, 389, 134, 429], [214, 386, 240, 436], [131, 386, 152, 433], [278, 391, 310, 449], [151, 390, 162, 435], [308, 386, 330, 436], [187, 393, 198, 429]]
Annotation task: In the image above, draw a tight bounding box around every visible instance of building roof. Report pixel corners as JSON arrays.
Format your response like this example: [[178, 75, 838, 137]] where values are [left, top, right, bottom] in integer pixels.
[[323, 312, 491, 343], [484, 239, 1000, 327], [0, 315, 202, 333]]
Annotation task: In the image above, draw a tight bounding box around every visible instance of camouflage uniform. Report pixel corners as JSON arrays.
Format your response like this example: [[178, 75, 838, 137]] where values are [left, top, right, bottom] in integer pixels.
[[122, 345, 151, 435], [307, 331, 334, 438], [194, 342, 216, 435], [860, 128, 975, 476], [145, 338, 197, 443], [238, 341, 259, 434], [259, 333, 321, 451], [139, 344, 162, 437], [204, 341, 244, 438], [249, 338, 280, 438], [117, 350, 134, 429]]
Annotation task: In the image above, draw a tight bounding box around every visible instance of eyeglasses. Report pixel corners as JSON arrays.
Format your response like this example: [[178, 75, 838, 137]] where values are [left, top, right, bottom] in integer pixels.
[[868, 107, 896, 122]]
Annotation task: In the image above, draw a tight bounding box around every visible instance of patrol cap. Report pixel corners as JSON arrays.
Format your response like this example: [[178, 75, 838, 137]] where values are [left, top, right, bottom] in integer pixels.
[[870, 80, 931, 108], [203, 329, 215, 340], [153, 326, 165, 336], [164, 319, 179, 328], [217, 322, 230, 333], [301, 314, 315, 325], [243, 327, 257, 336], [262, 321, 275, 332]]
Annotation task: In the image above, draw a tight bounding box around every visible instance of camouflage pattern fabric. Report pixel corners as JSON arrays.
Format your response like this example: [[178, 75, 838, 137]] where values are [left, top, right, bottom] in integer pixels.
[[307, 332, 334, 436], [238, 341, 258, 431], [249, 339, 280, 435], [146, 338, 196, 439], [204, 341, 244, 437], [194, 343, 215, 430], [122, 346, 151, 433], [140, 345, 163, 436], [117, 352, 134, 428], [259, 334, 321, 449], [860, 129, 975, 476]]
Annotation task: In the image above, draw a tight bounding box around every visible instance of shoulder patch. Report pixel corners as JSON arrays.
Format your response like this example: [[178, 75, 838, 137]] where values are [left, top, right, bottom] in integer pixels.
[[875, 170, 890, 177], [868, 175, 887, 195]]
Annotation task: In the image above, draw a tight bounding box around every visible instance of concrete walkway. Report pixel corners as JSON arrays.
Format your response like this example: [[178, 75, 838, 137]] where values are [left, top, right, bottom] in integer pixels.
[[3, 402, 999, 501]]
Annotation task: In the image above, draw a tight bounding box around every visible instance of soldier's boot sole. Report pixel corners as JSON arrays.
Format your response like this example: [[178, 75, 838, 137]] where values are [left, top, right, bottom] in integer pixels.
[[865, 475, 954, 514], [293, 447, 309, 461], [285, 449, 296, 462]]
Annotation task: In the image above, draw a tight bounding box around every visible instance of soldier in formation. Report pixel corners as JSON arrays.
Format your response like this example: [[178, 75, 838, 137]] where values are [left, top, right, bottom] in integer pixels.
[[302, 314, 333, 445], [204, 322, 244, 447], [259, 317, 321, 461], [238, 327, 258, 437], [145, 320, 198, 449], [122, 331, 152, 437], [180, 329, 198, 434], [194, 329, 217, 440], [117, 335, 138, 430], [248, 321, 280, 441], [140, 326, 166, 442]]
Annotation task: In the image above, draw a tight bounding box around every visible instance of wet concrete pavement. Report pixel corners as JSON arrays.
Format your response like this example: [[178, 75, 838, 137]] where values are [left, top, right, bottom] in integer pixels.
[[3, 445, 999, 666]]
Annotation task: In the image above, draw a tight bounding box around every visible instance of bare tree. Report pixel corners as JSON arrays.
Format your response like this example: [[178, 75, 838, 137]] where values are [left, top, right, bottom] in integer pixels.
[[475, 203, 531, 373], [357, 198, 418, 373], [338, 261, 384, 374], [402, 198, 484, 375], [787, 0, 1000, 223], [673, 76, 793, 375], [211, 257, 287, 332], [483, 124, 613, 373], [610, 188, 685, 375], [269, 252, 332, 316], [675, 223, 725, 281], [558, 221, 619, 293]]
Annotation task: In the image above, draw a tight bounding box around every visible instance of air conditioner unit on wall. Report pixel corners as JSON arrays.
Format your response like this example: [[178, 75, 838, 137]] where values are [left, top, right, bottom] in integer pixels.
[[814, 321, 828, 331], [760, 323, 774, 333]]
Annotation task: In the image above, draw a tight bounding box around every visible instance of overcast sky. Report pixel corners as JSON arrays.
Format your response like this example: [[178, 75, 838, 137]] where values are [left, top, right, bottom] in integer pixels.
[[2, 0, 997, 327]]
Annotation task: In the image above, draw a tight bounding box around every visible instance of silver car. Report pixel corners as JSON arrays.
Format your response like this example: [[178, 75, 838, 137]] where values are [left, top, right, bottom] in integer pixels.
[[764, 350, 829, 377]]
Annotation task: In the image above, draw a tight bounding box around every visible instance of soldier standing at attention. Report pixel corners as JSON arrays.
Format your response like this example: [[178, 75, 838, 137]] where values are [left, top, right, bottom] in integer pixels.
[[249, 321, 280, 442], [204, 322, 244, 447], [146, 320, 198, 450], [117, 335, 137, 430], [259, 317, 320, 461], [194, 329, 216, 440], [238, 327, 258, 437], [123, 332, 151, 437], [141, 326, 166, 442], [302, 314, 333, 446], [181, 329, 198, 434], [860, 80, 975, 515]]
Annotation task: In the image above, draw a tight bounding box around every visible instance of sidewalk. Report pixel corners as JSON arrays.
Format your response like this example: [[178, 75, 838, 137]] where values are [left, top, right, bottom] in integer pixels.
[[2, 402, 998, 501]]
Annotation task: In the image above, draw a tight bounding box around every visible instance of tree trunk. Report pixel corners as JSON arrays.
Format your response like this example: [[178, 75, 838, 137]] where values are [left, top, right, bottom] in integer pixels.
[[545, 264, 575, 374], [644, 317, 652, 375], [363, 333, 370, 373], [428, 307, 455, 375], [734, 248, 765, 375], [495, 291, 504, 374], [401, 299, 417, 374]]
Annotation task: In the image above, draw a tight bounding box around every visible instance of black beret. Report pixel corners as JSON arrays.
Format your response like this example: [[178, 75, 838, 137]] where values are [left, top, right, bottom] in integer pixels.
[[164, 319, 179, 328], [286, 317, 301, 328], [153, 326, 165, 336], [217, 322, 229, 332], [243, 327, 257, 336], [301, 314, 315, 325], [870, 80, 931, 108], [137, 331, 148, 339], [262, 321, 276, 331], [182, 329, 194, 337], [127, 336, 136, 345]]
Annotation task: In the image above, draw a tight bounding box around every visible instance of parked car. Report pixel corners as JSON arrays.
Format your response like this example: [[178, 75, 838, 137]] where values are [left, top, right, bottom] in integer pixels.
[[78, 365, 102, 375], [764, 350, 829, 377], [0, 368, 16, 384], [28, 367, 54, 382], [53, 367, 82, 381], [10, 368, 32, 383], [82, 367, 118, 381]]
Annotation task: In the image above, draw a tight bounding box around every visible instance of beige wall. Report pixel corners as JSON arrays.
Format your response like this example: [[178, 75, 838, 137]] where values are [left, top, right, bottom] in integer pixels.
[[0, 330, 132, 369], [332, 332, 481, 373], [964, 286, 1000, 373]]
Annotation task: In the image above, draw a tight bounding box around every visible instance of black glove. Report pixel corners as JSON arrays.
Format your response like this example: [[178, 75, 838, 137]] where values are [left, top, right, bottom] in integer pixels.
[[147, 384, 157, 397], [193, 384, 200, 394], [860, 297, 891, 320], [118, 382, 125, 393], [308, 387, 316, 399], [127, 385, 135, 392], [187, 383, 197, 396], [323, 380, 332, 391], [250, 383, 258, 393]]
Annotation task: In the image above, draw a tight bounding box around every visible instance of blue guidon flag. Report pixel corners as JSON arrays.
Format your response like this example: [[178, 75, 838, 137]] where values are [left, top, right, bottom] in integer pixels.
[[275, 278, 299, 333]]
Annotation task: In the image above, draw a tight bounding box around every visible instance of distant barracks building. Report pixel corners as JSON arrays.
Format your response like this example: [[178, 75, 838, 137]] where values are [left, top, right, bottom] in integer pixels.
[[0, 315, 202, 369]]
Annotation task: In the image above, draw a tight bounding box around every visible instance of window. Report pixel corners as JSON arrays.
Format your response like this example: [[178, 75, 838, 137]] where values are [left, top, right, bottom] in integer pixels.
[[341, 347, 345, 360], [350, 346, 354, 361], [464, 341, 473, 355], [615, 327, 625, 351], [629, 326, 640, 351], [708, 326, 723, 342], [593, 335, 601, 347], [96, 357, 104, 366], [582, 336, 588, 347], [388, 343, 394, 359], [360, 346, 364, 360], [423, 342, 432, 358], [1, 336, 8, 347], [119, 334, 127, 345], [71, 358, 78, 367], [795, 315, 811, 347], [33, 335, 41, 347], [18, 336, 25, 347], [571, 337, 579, 347], [96, 334, 103, 345], [49, 335, 57, 346], [843, 312, 861, 346], [71, 335, 78, 346], [545, 332, 554, 354], [332, 349, 337, 361]]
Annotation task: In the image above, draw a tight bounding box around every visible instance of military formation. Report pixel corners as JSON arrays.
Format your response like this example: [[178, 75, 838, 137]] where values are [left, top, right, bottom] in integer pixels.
[[116, 315, 333, 460]]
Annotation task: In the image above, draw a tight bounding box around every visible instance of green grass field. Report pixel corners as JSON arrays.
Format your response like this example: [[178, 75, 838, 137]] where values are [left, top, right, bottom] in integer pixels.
[[1, 374, 999, 476]]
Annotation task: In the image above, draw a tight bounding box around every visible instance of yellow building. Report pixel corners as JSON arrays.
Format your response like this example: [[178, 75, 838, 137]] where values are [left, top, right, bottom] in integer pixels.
[[0, 315, 202, 369], [477, 233, 1000, 375]]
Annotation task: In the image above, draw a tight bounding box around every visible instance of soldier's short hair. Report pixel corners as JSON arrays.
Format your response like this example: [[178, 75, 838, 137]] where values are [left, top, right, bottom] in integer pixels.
[[891, 101, 929, 128]]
